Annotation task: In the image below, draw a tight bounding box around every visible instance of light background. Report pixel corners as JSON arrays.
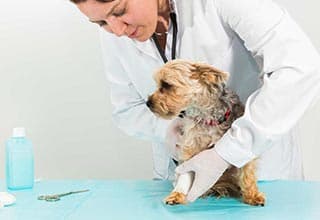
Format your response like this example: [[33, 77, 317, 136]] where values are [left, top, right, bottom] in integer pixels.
[[0, 0, 319, 180]]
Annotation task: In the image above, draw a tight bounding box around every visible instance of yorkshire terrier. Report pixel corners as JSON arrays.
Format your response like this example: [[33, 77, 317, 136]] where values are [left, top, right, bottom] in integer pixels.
[[147, 60, 265, 206]]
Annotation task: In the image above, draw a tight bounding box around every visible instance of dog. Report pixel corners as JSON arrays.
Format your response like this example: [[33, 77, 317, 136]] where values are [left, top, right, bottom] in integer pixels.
[[147, 59, 265, 206]]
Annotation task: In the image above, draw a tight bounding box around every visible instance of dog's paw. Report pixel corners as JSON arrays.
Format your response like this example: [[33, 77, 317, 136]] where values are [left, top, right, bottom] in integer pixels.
[[164, 192, 187, 205], [243, 192, 265, 206]]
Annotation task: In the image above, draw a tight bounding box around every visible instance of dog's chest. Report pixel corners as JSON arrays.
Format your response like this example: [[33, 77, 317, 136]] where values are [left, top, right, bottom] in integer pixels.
[[178, 119, 223, 161]]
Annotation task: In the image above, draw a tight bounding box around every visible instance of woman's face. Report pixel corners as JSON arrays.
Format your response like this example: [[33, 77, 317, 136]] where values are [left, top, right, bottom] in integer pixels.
[[77, 0, 159, 41]]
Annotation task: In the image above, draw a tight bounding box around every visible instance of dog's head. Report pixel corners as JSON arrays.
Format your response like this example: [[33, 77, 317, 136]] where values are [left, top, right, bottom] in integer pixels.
[[147, 59, 229, 119]]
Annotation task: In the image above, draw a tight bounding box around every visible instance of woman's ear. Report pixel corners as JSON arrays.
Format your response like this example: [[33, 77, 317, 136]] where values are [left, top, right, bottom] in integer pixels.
[[190, 62, 229, 86]]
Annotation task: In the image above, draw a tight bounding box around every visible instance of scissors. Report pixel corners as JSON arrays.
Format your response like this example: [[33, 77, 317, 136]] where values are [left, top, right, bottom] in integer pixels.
[[37, 189, 89, 202]]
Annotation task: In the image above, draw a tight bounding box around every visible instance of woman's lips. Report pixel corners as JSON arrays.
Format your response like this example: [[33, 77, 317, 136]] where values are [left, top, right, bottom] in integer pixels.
[[128, 28, 138, 38]]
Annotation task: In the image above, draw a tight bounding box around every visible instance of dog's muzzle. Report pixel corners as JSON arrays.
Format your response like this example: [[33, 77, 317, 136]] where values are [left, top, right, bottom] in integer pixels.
[[178, 110, 186, 118], [146, 99, 153, 109]]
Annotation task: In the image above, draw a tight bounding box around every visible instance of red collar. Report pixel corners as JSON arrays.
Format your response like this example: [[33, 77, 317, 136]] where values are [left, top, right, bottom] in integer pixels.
[[205, 108, 231, 126]]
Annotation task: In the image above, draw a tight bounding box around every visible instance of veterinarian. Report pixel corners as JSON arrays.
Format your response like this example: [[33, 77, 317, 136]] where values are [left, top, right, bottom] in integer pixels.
[[71, 0, 320, 202]]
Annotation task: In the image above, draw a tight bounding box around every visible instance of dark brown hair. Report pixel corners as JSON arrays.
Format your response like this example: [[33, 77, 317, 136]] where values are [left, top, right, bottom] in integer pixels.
[[70, 0, 114, 3]]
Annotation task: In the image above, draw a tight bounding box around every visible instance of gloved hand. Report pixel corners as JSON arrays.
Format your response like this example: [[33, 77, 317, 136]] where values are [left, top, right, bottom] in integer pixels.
[[175, 148, 230, 202], [165, 117, 184, 160]]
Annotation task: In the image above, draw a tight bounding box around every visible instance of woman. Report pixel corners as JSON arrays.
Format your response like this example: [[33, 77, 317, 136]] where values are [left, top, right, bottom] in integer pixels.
[[70, 0, 320, 202]]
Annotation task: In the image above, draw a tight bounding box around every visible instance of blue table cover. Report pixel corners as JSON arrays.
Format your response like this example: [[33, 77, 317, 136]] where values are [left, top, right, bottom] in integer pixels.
[[1, 180, 320, 220]]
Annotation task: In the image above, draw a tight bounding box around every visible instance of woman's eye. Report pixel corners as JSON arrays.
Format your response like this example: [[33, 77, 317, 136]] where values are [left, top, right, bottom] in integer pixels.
[[97, 21, 107, 27], [113, 9, 126, 17]]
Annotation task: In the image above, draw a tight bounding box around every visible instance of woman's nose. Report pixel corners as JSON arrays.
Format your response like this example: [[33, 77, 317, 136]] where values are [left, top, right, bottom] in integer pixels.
[[106, 16, 127, 37]]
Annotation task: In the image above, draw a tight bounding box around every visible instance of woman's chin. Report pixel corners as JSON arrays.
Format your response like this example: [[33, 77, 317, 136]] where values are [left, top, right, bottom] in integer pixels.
[[135, 34, 150, 42]]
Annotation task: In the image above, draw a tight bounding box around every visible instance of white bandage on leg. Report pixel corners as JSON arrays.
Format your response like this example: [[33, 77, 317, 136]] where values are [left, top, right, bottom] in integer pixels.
[[173, 172, 194, 195]]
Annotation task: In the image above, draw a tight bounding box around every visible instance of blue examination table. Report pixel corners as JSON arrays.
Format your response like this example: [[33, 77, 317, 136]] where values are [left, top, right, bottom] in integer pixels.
[[1, 180, 320, 219]]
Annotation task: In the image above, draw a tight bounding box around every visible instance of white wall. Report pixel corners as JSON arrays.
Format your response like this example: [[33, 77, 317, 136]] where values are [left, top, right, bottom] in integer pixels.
[[0, 0, 153, 180], [0, 0, 319, 180]]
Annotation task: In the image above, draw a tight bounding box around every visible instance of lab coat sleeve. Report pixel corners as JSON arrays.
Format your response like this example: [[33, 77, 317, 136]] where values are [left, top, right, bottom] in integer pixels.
[[212, 0, 320, 167], [99, 31, 171, 143]]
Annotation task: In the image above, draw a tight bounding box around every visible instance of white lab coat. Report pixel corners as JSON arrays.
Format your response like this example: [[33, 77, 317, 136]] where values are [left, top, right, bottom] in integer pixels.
[[100, 0, 320, 180]]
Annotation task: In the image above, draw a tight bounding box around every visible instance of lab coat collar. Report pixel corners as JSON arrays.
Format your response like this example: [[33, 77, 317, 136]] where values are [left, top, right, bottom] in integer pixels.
[[132, 39, 160, 61]]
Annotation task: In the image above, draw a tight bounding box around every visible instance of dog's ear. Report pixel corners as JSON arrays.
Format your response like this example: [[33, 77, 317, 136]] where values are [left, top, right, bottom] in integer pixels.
[[190, 63, 229, 86]]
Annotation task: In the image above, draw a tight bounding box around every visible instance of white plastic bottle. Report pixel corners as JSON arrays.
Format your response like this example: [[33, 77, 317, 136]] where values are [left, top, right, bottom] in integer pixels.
[[5, 127, 34, 190]]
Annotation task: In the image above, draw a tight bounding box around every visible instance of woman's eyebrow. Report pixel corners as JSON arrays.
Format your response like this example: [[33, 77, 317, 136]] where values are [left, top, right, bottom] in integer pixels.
[[105, 1, 121, 18], [89, 1, 121, 23]]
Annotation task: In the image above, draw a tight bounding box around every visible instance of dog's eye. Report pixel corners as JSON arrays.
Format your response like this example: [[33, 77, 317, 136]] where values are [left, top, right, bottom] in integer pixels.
[[161, 81, 171, 90]]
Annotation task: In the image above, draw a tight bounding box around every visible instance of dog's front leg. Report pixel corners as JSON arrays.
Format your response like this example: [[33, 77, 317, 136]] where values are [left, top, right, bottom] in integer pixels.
[[164, 172, 194, 205]]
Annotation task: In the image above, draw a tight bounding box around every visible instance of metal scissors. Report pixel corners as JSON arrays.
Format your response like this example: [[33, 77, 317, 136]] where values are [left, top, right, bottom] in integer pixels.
[[37, 189, 89, 202]]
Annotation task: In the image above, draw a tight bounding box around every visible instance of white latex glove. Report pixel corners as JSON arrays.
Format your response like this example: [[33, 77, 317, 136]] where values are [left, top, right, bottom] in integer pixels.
[[175, 148, 230, 202], [165, 117, 184, 160]]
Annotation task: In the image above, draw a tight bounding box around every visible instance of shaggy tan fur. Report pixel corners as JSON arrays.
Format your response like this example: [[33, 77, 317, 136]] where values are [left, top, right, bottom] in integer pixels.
[[147, 59, 265, 206]]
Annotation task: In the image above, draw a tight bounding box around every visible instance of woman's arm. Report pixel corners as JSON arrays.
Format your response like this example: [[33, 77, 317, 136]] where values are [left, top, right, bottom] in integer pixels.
[[99, 30, 171, 143], [213, 0, 320, 167]]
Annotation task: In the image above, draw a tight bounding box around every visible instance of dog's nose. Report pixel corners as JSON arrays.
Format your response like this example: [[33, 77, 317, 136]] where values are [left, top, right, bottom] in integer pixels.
[[146, 99, 153, 108]]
